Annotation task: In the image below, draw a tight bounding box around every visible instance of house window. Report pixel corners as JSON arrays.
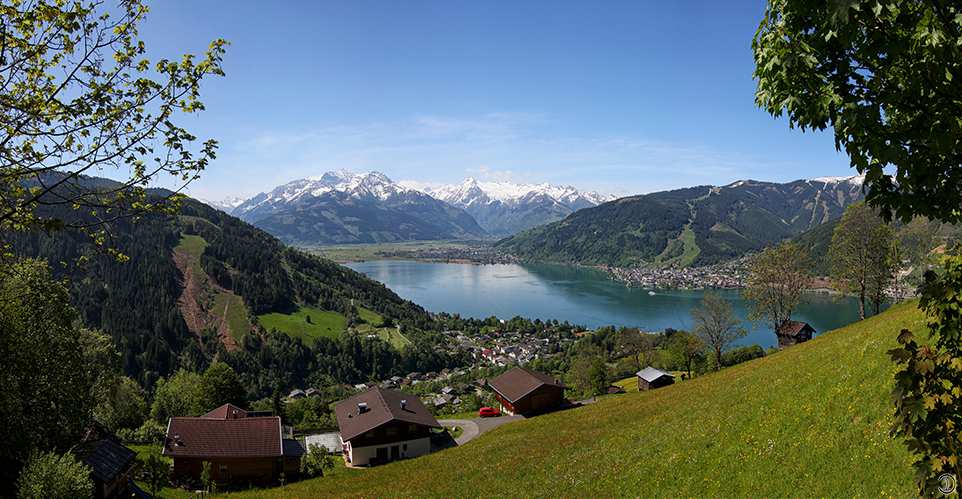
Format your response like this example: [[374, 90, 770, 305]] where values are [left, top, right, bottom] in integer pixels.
[[386, 427, 397, 437], [365, 430, 374, 439], [219, 464, 228, 475], [408, 424, 417, 433]]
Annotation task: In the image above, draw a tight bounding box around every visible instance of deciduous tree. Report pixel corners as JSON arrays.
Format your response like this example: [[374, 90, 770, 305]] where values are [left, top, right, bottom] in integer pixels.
[[16, 451, 92, 499], [742, 241, 813, 331], [150, 369, 201, 423], [828, 202, 894, 319], [192, 362, 248, 414], [667, 330, 705, 379], [0, 259, 92, 492], [753, 0, 962, 224], [0, 0, 227, 265], [691, 291, 747, 371]]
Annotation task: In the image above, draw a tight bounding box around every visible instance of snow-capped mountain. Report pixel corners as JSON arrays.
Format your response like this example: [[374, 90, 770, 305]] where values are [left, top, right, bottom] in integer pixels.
[[197, 195, 245, 213], [219, 170, 487, 246], [421, 177, 616, 236], [230, 170, 412, 223]]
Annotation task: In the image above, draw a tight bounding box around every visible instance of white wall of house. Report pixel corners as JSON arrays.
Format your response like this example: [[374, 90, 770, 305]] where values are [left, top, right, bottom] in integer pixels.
[[343, 437, 432, 466]]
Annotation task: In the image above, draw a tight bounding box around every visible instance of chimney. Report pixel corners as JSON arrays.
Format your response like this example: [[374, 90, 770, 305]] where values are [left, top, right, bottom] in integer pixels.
[[358, 402, 367, 414], [401, 399, 407, 410]]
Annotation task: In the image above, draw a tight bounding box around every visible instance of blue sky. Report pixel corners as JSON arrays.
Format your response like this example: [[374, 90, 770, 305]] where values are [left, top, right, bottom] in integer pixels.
[[135, 0, 852, 201]]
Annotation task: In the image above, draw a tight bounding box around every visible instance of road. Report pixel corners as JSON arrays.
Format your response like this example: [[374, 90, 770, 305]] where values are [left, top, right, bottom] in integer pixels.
[[440, 414, 525, 446]]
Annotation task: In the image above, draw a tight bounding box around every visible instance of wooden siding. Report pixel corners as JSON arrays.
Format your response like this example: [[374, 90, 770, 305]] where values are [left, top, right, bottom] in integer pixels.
[[496, 385, 565, 415], [344, 420, 432, 450], [172, 456, 277, 482], [638, 377, 674, 391]]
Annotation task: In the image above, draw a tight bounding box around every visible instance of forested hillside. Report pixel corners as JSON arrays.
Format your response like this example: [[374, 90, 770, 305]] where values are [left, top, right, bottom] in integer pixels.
[[495, 190, 798, 267], [495, 176, 865, 268], [10, 196, 467, 397]]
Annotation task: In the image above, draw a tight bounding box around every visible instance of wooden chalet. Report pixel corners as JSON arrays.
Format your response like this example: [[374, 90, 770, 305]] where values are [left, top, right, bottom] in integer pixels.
[[488, 366, 568, 415], [775, 320, 816, 350], [70, 421, 137, 499], [636, 366, 676, 391], [163, 403, 304, 485], [334, 387, 442, 466]]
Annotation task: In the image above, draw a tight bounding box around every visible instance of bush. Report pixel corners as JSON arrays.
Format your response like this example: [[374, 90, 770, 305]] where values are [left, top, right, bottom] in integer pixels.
[[17, 451, 92, 499], [116, 420, 166, 444]]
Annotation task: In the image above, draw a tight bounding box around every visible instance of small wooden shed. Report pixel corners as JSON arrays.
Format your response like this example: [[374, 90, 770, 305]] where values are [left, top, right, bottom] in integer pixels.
[[636, 366, 676, 391], [775, 320, 816, 350]]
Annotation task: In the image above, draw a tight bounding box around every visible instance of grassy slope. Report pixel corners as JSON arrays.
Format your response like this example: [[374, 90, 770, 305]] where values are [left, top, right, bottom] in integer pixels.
[[257, 306, 347, 345], [233, 301, 921, 498]]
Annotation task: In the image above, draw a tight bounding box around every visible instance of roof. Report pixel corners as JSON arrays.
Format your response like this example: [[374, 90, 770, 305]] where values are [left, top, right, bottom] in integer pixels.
[[71, 424, 136, 484], [163, 416, 282, 458], [202, 403, 248, 420], [334, 387, 442, 442], [304, 432, 342, 454], [488, 367, 569, 404], [636, 367, 676, 383], [282, 438, 306, 457], [775, 320, 816, 336]]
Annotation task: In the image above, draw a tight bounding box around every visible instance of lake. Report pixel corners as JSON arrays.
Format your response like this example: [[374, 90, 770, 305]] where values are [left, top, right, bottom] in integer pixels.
[[346, 260, 881, 350]]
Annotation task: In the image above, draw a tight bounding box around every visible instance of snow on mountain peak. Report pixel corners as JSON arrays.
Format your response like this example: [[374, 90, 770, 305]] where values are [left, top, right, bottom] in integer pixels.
[[807, 173, 865, 187]]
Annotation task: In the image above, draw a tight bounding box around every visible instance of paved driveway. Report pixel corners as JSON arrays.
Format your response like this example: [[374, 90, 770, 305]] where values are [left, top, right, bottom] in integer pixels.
[[441, 414, 524, 445]]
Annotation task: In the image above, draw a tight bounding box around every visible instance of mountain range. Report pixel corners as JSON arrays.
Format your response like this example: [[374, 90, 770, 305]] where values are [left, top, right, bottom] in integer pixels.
[[421, 177, 615, 236], [495, 175, 866, 267], [201, 170, 614, 244]]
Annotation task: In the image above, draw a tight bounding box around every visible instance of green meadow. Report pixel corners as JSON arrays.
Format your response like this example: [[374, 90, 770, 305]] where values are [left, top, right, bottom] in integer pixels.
[[230, 301, 922, 498], [257, 306, 348, 345]]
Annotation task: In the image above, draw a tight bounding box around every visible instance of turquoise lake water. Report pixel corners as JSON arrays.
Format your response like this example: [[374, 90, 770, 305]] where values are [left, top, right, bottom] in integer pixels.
[[347, 260, 881, 350]]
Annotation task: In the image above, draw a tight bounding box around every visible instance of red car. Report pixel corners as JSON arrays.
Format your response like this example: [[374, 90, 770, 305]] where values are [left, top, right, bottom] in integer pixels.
[[478, 407, 500, 417]]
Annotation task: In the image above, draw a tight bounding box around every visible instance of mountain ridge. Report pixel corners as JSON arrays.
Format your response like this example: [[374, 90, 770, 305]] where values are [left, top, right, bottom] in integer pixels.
[[495, 174, 866, 267]]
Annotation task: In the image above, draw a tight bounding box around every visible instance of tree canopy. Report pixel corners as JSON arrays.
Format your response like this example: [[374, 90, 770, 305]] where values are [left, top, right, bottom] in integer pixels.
[[0, 0, 227, 263], [753, 0, 962, 223], [0, 259, 92, 493], [742, 241, 813, 331], [828, 202, 894, 320], [690, 291, 747, 371]]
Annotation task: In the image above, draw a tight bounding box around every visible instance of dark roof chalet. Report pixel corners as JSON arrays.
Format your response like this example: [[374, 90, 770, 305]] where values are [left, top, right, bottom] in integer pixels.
[[334, 387, 441, 442], [775, 320, 816, 337], [488, 367, 569, 404], [70, 422, 136, 485], [164, 416, 282, 458]]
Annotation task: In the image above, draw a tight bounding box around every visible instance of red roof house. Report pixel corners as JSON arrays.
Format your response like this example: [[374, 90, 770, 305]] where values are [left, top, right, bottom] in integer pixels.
[[163, 404, 303, 484], [488, 367, 568, 415]]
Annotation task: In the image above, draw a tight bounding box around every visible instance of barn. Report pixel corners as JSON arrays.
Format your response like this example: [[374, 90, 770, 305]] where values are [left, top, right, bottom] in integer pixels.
[[636, 366, 676, 391], [488, 366, 568, 415], [775, 320, 816, 350]]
